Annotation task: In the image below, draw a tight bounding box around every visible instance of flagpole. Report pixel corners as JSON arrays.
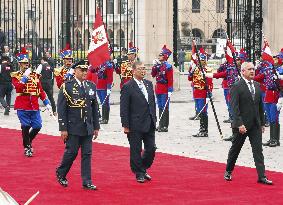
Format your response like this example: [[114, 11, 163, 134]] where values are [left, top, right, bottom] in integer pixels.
[[193, 39, 223, 138]]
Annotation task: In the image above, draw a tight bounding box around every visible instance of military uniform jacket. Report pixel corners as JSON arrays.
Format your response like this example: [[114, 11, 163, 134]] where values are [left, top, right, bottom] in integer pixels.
[[57, 78, 100, 136], [11, 71, 48, 110]]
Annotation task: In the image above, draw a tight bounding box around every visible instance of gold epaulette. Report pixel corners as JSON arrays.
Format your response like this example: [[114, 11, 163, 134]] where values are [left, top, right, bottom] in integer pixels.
[[54, 67, 62, 77], [10, 71, 22, 80]]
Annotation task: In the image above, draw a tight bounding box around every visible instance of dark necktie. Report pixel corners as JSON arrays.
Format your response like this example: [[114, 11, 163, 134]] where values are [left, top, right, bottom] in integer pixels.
[[248, 81, 255, 100], [80, 83, 86, 97]]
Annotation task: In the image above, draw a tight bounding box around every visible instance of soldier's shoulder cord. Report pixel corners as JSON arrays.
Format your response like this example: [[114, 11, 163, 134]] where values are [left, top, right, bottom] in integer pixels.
[[10, 71, 21, 80]]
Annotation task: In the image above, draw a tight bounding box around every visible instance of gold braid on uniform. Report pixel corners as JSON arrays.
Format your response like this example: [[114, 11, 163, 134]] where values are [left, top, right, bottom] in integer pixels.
[[62, 83, 86, 108]]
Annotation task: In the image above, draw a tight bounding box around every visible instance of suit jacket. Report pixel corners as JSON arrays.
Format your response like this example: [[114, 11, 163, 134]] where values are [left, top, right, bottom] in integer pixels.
[[230, 79, 264, 130], [120, 78, 156, 133], [57, 78, 100, 136]]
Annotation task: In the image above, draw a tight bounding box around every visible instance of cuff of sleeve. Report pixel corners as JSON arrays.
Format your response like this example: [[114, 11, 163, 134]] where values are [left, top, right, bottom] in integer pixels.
[[20, 76, 28, 83], [168, 87, 173, 92], [107, 84, 112, 89], [43, 99, 50, 106]]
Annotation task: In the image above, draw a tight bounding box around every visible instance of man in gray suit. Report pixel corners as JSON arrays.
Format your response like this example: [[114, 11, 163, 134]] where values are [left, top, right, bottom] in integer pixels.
[[224, 62, 272, 185]]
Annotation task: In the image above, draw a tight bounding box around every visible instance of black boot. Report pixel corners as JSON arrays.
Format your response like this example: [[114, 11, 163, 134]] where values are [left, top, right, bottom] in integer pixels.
[[21, 126, 32, 157], [263, 123, 274, 146], [158, 109, 166, 132], [269, 123, 280, 147], [100, 105, 109, 124], [161, 108, 169, 132], [29, 128, 41, 153], [193, 113, 207, 137], [156, 109, 162, 131]]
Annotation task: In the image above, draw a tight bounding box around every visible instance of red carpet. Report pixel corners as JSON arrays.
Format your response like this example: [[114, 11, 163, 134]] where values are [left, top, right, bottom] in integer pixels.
[[0, 127, 282, 205]]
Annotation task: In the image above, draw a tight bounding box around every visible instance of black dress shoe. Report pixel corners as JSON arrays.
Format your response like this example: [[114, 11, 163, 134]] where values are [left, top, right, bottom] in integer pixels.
[[56, 171, 68, 187], [258, 177, 273, 185], [223, 118, 232, 123], [269, 140, 279, 147], [83, 183, 97, 190], [144, 173, 152, 181], [224, 171, 232, 181], [136, 176, 145, 183]]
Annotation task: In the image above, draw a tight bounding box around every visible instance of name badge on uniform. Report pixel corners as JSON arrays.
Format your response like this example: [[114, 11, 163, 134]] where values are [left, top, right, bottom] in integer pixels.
[[89, 89, 94, 96]]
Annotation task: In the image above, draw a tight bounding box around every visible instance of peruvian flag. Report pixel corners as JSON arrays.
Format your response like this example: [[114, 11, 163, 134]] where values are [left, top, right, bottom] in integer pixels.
[[261, 37, 274, 64], [88, 8, 110, 68], [225, 39, 236, 64], [191, 40, 197, 65]]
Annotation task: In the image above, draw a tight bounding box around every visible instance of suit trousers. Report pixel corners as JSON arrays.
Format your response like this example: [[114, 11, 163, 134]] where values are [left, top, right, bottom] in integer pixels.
[[226, 125, 265, 178], [127, 123, 156, 177], [57, 134, 93, 185], [42, 82, 56, 113]]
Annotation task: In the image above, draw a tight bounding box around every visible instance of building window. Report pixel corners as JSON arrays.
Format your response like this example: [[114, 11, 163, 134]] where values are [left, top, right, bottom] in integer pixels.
[[216, 0, 224, 13], [192, 0, 200, 13]]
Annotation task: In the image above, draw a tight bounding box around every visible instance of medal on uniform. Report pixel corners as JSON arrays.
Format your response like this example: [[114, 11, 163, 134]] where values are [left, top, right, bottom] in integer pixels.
[[89, 89, 94, 96]]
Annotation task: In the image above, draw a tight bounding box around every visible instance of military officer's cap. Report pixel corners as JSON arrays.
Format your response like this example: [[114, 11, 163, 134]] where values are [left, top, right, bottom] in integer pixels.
[[72, 60, 89, 70], [159, 45, 172, 60], [128, 42, 138, 55], [60, 43, 73, 59], [16, 47, 29, 63]]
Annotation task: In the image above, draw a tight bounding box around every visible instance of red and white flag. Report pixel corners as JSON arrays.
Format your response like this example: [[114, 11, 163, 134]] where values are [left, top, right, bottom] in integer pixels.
[[88, 8, 110, 68], [191, 40, 197, 65], [225, 39, 236, 64], [261, 37, 274, 64]]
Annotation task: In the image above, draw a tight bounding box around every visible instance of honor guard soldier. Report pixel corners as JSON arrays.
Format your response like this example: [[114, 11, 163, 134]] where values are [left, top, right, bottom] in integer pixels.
[[89, 59, 114, 124], [254, 60, 281, 147], [151, 45, 173, 132], [115, 42, 138, 88], [188, 48, 213, 137], [56, 60, 100, 190], [11, 47, 52, 157], [0, 55, 14, 115], [54, 44, 74, 88]]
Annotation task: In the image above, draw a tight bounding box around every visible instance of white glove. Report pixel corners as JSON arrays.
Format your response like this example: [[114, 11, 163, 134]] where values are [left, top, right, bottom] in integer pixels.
[[205, 72, 213, 78], [153, 59, 160, 65], [278, 74, 283, 80], [68, 68, 74, 75], [113, 59, 118, 64], [107, 89, 111, 95], [23, 68, 32, 77], [35, 64, 42, 74], [277, 98, 283, 111], [168, 92, 172, 98]]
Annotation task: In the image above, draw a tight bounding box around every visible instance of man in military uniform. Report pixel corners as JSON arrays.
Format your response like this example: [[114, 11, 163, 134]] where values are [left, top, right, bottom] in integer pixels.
[[115, 42, 138, 88], [0, 55, 14, 115], [36, 56, 56, 114], [89, 59, 114, 124], [151, 45, 173, 132], [54, 44, 74, 88], [11, 47, 52, 157], [56, 60, 100, 190], [188, 48, 213, 137], [254, 59, 282, 147]]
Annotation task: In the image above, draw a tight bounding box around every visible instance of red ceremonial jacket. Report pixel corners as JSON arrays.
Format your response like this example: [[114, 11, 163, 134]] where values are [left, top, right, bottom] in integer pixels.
[[11, 71, 47, 110], [188, 67, 213, 99]]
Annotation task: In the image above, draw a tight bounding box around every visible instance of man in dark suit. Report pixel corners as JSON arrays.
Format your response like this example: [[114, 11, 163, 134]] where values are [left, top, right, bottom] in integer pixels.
[[224, 62, 273, 185], [120, 61, 157, 183], [56, 60, 100, 190]]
